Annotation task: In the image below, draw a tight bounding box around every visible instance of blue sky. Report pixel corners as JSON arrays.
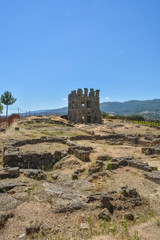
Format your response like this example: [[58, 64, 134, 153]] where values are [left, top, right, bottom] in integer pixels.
[[0, 0, 160, 114]]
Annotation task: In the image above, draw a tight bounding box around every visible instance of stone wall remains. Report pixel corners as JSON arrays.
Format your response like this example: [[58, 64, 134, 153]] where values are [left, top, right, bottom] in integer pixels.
[[68, 88, 101, 124]]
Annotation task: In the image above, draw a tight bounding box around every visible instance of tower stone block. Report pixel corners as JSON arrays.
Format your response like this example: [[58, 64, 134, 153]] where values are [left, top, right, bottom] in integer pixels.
[[68, 88, 102, 124]]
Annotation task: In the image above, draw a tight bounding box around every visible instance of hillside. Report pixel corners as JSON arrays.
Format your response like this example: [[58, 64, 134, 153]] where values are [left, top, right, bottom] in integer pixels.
[[20, 99, 160, 119], [100, 99, 160, 119]]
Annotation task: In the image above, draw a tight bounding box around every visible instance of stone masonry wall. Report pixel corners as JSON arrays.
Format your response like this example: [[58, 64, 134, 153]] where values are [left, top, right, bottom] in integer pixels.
[[68, 88, 102, 124]]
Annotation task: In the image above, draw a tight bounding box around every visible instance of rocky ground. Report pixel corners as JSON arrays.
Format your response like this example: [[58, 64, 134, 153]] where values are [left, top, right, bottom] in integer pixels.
[[0, 116, 160, 240]]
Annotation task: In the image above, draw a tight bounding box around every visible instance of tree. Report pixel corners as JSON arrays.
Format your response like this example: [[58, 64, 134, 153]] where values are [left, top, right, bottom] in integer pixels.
[[101, 111, 109, 118], [0, 102, 3, 114], [1, 91, 17, 119]]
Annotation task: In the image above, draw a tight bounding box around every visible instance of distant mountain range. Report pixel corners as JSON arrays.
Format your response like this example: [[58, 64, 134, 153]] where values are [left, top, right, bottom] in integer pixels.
[[20, 99, 160, 120], [100, 99, 160, 119]]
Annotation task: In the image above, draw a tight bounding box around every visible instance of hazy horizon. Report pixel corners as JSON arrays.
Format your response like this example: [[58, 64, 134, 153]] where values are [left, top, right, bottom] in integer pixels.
[[2, 97, 160, 115]]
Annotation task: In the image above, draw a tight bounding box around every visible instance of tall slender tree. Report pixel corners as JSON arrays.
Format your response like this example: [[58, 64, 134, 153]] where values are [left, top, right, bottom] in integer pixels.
[[1, 91, 17, 119], [0, 102, 3, 114]]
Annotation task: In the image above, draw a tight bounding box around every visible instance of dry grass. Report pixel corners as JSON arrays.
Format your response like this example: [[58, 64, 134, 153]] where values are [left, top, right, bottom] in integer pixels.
[[19, 142, 68, 154], [1, 116, 160, 240]]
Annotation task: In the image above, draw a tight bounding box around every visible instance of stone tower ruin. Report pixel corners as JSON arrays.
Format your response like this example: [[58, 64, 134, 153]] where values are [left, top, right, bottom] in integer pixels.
[[68, 88, 102, 124]]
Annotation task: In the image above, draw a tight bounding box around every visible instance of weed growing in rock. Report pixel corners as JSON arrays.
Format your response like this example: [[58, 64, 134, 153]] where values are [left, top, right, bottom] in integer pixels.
[[107, 162, 112, 171]]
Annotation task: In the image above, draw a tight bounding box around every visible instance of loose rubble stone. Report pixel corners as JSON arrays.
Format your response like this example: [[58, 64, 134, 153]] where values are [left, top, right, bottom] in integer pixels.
[[0, 181, 26, 193], [80, 223, 90, 230], [86, 195, 98, 203], [19, 233, 25, 239], [0, 167, 20, 179], [72, 174, 78, 180], [97, 154, 109, 161], [96, 160, 104, 166], [121, 186, 139, 198], [52, 173, 58, 180], [41, 220, 52, 231], [92, 173, 99, 179], [100, 193, 113, 214], [21, 169, 46, 180], [0, 170, 9, 179], [144, 171, 160, 184], [138, 139, 151, 146], [129, 161, 152, 172], [54, 158, 82, 170], [74, 149, 90, 162], [71, 199, 82, 209], [26, 223, 40, 235], [55, 199, 82, 213], [0, 194, 17, 211], [88, 165, 101, 174], [74, 168, 85, 175], [98, 208, 111, 221], [124, 212, 134, 220], [0, 213, 9, 229], [70, 133, 127, 142], [7, 167, 20, 178], [118, 159, 129, 166], [109, 162, 119, 170], [68, 145, 93, 153], [3, 151, 20, 167], [0, 128, 5, 132], [54, 150, 62, 162], [68, 145, 92, 161], [142, 147, 160, 155]]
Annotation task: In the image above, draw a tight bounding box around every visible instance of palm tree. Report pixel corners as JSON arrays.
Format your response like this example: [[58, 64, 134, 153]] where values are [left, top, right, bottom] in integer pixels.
[[1, 91, 17, 122]]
